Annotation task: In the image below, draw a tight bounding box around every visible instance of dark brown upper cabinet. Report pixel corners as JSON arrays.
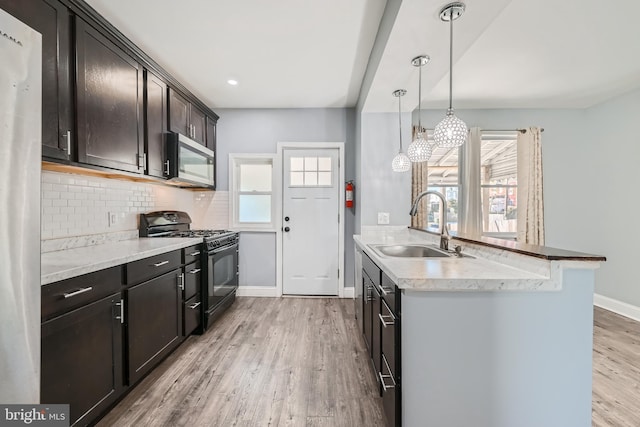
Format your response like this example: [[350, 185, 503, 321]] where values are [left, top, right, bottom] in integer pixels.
[[206, 115, 217, 152], [144, 70, 167, 178], [168, 88, 207, 145], [1, 0, 73, 161], [75, 17, 144, 174]]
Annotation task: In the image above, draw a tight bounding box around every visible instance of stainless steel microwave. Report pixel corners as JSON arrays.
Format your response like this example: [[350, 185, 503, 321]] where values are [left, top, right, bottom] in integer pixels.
[[165, 133, 215, 188]]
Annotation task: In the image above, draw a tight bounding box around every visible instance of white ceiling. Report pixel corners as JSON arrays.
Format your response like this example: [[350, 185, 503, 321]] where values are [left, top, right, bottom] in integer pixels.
[[85, 0, 640, 112]]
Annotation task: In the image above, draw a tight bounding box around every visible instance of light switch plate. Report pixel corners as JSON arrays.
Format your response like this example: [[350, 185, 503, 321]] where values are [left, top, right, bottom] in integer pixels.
[[377, 212, 390, 225]]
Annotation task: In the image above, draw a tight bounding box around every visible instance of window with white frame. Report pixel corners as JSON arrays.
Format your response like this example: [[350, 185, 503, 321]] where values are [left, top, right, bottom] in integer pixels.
[[229, 154, 276, 230], [426, 136, 460, 234], [480, 134, 517, 237]]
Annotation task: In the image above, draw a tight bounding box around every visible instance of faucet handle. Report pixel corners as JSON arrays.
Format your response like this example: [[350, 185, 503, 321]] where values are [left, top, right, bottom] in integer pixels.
[[454, 245, 463, 257]]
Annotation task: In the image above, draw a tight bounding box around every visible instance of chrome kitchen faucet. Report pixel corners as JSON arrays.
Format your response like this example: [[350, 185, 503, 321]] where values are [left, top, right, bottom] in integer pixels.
[[409, 190, 450, 251]]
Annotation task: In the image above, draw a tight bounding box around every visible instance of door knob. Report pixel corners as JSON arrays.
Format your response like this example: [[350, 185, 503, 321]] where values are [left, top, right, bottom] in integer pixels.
[[284, 216, 290, 222], [284, 227, 290, 232]]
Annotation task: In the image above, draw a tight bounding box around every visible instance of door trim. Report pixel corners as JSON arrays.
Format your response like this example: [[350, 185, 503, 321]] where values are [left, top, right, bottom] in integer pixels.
[[276, 142, 345, 298]]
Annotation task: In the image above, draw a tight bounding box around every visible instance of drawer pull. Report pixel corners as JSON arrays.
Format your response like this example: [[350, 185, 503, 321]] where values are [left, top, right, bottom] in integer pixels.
[[189, 251, 200, 257], [188, 268, 201, 275], [379, 356, 396, 391], [153, 260, 169, 267], [115, 301, 125, 324], [177, 273, 185, 291], [188, 302, 201, 310], [379, 313, 395, 327], [380, 286, 393, 296], [63, 286, 93, 299], [378, 371, 396, 391]]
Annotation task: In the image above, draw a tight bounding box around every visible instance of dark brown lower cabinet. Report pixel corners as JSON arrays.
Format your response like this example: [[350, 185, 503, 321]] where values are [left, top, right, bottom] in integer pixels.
[[183, 260, 202, 336], [126, 268, 182, 385], [361, 254, 402, 427], [41, 293, 123, 426]]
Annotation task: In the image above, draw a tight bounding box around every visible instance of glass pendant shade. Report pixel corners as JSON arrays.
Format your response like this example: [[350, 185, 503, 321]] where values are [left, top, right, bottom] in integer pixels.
[[407, 132, 432, 162], [434, 109, 467, 148], [392, 151, 411, 172]]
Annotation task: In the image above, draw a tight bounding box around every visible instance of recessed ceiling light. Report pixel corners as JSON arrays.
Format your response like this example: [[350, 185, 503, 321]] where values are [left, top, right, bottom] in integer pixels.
[[227, 79, 238, 86]]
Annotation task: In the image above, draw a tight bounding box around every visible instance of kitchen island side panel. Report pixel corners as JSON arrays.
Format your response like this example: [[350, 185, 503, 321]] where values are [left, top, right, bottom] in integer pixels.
[[401, 268, 594, 427]]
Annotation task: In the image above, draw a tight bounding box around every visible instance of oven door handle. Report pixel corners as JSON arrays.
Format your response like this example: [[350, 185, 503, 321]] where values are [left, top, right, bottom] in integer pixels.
[[211, 243, 238, 254]]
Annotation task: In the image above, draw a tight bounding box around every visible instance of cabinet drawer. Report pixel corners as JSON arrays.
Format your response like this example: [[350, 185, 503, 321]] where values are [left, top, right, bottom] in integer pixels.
[[362, 253, 381, 287], [183, 293, 201, 336], [381, 272, 397, 316], [380, 354, 398, 427], [126, 250, 181, 285], [42, 266, 122, 321], [183, 244, 202, 265], [184, 260, 202, 300], [380, 299, 397, 379]]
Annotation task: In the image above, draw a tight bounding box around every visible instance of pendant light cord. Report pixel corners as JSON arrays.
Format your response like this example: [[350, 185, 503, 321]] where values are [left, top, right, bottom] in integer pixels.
[[398, 93, 403, 151], [418, 62, 422, 130], [448, 13, 453, 110]]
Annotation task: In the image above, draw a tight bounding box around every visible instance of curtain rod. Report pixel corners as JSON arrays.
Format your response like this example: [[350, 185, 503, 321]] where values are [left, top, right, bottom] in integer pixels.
[[482, 128, 544, 133], [418, 127, 544, 133]]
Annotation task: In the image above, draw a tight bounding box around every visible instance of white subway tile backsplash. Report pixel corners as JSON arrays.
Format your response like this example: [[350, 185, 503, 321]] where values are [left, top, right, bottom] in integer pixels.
[[41, 171, 231, 251]]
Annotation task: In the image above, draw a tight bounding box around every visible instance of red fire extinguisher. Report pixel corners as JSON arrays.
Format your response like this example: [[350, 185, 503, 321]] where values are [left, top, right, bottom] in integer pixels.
[[345, 181, 354, 208]]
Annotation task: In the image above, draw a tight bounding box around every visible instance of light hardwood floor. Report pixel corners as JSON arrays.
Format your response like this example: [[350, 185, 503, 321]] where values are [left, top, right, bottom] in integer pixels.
[[98, 299, 640, 427], [592, 307, 640, 427], [98, 297, 386, 427]]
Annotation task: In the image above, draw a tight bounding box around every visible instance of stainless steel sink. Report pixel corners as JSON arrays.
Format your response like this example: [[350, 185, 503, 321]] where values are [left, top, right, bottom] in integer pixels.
[[370, 244, 451, 258]]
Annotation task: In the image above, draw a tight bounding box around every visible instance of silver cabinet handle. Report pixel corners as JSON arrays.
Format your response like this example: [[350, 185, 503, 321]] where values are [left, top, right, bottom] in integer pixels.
[[189, 251, 200, 257], [380, 286, 393, 296], [115, 300, 125, 324], [379, 312, 395, 328], [164, 160, 170, 175], [188, 268, 201, 274], [63, 130, 71, 153], [177, 273, 185, 291], [188, 302, 201, 310], [378, 371, 396, 391], [63, 286, 93, 299], [153, 260, 169, 267], [378, 356, 396, 391]]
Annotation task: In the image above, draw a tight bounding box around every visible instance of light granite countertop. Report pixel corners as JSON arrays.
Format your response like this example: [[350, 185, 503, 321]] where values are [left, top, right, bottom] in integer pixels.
[[41, 237, 203, 286], [354, 227, 601, 292]]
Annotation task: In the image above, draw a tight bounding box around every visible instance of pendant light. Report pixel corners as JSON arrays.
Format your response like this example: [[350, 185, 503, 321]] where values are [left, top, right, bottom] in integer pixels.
[[391, 89, 411, 172], [407, 55, 432, 162], [433, 2, 467, 148]]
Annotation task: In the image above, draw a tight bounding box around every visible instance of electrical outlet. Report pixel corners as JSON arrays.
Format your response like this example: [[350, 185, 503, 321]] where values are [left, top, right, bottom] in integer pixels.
[[377, 212, 390, 225], [108, 212, 118, 227]]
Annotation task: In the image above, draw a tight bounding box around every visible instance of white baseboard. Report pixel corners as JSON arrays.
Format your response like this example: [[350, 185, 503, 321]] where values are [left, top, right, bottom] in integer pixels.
[[594, 293, 640, 322], [236, 286, 278, 297], [237, 286, 355, 298]]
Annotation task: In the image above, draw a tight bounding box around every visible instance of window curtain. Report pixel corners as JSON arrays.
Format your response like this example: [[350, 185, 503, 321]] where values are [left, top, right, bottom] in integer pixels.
[[410, 126, 428, 228], [516, 127, 545, 245], [459, 127, 482, 237]]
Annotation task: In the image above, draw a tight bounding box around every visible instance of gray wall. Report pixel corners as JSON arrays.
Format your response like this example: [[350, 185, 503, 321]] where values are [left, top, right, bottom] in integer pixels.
[[216, 108, 357, 288], [360, 112, 413, 226], [582, 89, 640, 306]]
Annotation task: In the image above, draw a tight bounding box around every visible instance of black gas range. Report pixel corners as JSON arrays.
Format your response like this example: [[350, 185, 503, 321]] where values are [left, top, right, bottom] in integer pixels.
[[139, 211, 239, 331]]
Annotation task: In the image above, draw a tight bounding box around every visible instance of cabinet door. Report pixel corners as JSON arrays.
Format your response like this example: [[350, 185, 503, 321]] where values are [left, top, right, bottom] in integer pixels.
[[190, 105, 207, 144], [1, 0, 73, 161], [75, 17, 143, 173], [126, 269, 182, 384], [206, 115, 217, 152], [145, 70, 167, 178], [41, 293, 123, 426], [168, 89, 189, 136]]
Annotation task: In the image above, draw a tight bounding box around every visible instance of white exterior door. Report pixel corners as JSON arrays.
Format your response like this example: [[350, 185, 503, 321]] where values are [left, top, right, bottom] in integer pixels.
[[282, 148, 340, 295]]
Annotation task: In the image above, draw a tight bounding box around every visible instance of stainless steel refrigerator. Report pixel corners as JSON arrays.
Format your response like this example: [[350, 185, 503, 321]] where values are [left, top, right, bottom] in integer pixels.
[[0, 7, 42, 403]]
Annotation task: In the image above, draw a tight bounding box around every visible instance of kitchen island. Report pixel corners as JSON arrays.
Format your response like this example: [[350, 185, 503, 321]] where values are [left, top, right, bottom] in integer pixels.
[[354, 226, 604, 427]]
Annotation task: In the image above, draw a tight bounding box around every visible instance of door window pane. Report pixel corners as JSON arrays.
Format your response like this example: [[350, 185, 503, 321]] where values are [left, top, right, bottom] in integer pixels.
[[304, 157, 318, 171], [318, 171, 332, 186], [318, 157, 332, 171], [290, 157, 304, 171], [304, 172, 318, 186], [290, 171, 304, 186]]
